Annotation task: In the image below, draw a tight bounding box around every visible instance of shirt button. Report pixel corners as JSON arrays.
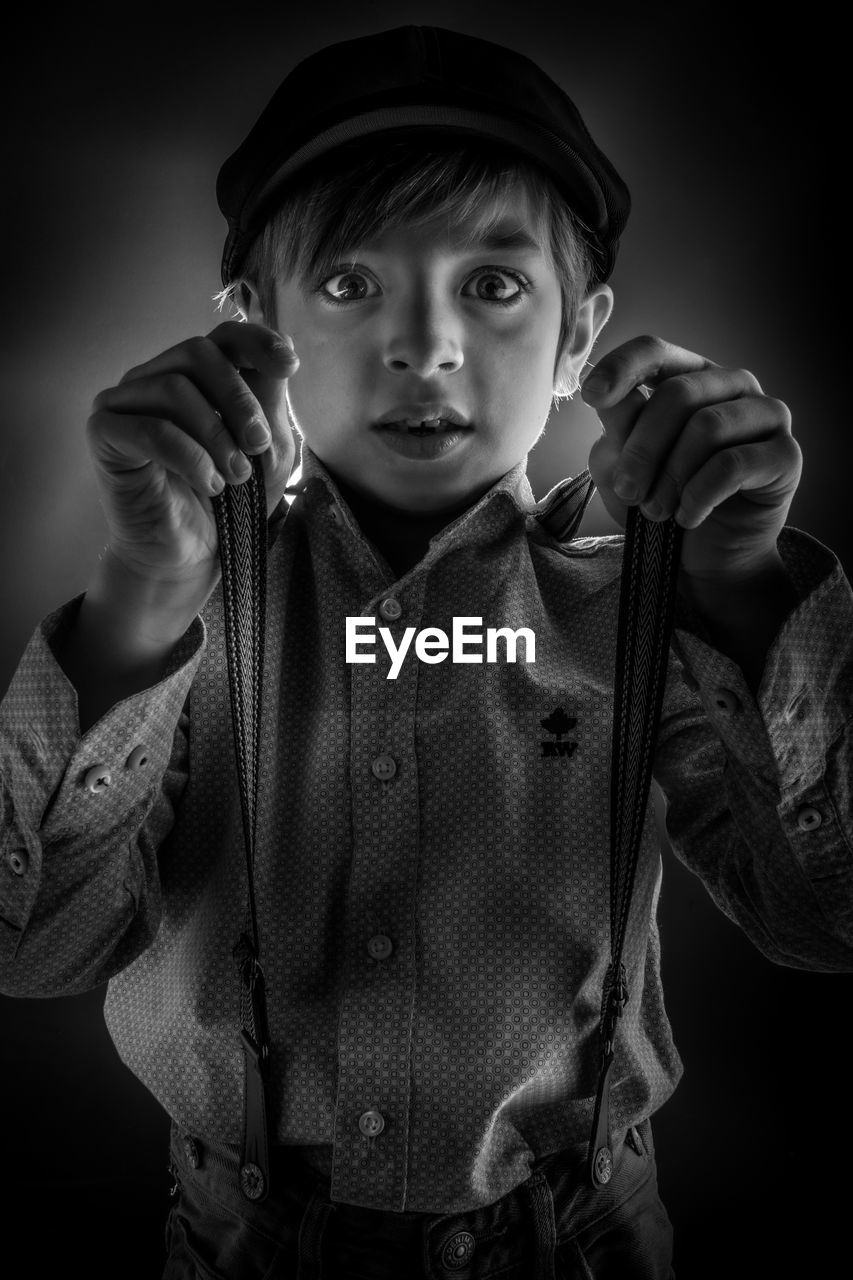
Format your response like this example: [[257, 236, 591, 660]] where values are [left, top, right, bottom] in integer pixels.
[[359, 1110, 385, 1137], [712, 688, 741, 715], [329, 504, 341, 523], [125, 745, 150, 771], [371, 754, 397, 781], [796, 805, 823, 831], [367, 934, 393, 960], [84, 765, 113, 794], [182, 1134, 200, 1168], [379, 596, 402, 621], [5, 849, 29, 876]]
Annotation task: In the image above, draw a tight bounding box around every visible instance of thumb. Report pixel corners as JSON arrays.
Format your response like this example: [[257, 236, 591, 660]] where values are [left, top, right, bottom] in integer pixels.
[[239, 364, 298, 510], [588, 432, 629, 530], [584, 383, 650, 448]]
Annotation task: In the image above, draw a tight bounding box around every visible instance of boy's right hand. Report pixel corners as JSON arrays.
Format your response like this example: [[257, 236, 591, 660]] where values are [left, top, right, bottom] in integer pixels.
[[87, 321, 299, 589]]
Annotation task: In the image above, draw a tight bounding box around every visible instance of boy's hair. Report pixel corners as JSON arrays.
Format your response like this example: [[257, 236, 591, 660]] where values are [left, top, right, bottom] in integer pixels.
[[219, 137, 595, 401]]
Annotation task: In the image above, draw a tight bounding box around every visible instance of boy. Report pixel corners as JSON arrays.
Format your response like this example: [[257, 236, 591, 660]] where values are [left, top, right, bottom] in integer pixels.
[[1, 22, 851, 1279]]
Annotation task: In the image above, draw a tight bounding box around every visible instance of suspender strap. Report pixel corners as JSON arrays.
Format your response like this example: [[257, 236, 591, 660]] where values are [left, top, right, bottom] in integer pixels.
[[212, 455, 271, 1202], [585, 498, 684, 1187], [534, 468, 598, 542]]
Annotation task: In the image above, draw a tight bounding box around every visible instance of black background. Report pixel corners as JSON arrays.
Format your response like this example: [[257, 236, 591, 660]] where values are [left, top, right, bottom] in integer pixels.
[[1, 3, 850, 1277]]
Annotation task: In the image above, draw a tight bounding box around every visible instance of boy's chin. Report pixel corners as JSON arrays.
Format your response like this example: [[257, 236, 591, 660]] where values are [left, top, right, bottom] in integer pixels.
[[370, 464, 517, 519], [321, 452, 502, 518], [355, 482, 475, 520], [330, 467, 481, 519]]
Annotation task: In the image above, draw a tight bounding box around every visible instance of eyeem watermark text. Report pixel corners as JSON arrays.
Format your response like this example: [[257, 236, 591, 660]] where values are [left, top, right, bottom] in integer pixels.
[[346, 616, 536, 680]]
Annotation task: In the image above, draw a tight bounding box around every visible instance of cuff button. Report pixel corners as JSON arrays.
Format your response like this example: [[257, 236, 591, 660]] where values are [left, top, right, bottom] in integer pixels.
[[712, 687, 741, 715], [84, 765, 113, 794], [796, 805, 823, 831], [6, 849, 29, 876], [125, 745, 150, 771]]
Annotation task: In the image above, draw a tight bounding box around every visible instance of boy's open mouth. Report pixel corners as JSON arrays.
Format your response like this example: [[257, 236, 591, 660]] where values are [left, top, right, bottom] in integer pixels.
[[372, 410, 473, 460], [384, 419, 464, 436], [374, 406, 471, 437]]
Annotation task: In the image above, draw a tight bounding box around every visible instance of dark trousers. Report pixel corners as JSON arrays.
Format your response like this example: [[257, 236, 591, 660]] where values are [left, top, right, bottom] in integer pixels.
[[163, 1118, 674, 1279]]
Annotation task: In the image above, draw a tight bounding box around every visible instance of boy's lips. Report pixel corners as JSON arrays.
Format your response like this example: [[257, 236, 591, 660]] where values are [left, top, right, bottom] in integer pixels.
[[372, 417, 473, 461], [374, 404, 471, 432]]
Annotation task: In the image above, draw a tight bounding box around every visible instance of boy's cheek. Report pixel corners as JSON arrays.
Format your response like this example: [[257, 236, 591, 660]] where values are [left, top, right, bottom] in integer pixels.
[[289, 329, 349, 381], [286, 379, 347, 444], [498, 320, 558, 375]]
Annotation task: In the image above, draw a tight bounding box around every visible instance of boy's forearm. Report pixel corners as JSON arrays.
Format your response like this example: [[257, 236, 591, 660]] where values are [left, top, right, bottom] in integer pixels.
[[677, 551, 800, 697], [56, 549, 217, 733]]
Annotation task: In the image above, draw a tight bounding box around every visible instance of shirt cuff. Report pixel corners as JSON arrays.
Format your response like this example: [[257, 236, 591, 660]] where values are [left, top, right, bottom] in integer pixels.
[[0, 596, 206, 909], [670, 526, 853, 788]]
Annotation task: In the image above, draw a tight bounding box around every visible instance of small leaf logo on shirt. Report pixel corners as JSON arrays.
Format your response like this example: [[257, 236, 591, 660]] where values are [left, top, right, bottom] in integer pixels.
[[540, 707, 578, 758]]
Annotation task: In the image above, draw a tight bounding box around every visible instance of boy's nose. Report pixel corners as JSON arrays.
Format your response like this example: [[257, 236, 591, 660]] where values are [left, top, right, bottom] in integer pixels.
[[382, 303, 464, 378]]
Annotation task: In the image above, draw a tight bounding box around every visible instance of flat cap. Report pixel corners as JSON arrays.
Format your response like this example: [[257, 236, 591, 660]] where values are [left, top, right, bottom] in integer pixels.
[[217, 25, 630, 287]]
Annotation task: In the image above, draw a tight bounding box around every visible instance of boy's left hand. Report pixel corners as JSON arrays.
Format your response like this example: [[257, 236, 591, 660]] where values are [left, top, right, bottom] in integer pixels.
[[582, 336, 803, 582]]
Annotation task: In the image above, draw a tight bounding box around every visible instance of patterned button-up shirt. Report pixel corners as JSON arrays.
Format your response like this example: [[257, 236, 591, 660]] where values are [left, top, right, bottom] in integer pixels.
[[1, 443, 851, 1213]]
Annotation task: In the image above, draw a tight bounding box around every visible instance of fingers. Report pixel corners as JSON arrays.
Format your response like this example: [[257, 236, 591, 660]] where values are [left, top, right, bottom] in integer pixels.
[[647, 395, 794, 524], [594, 367, 772, 508], [579, 334, 792, 525], [92, 322, 300, 501], [118, 321, 299, 460], [208, 322, 300, 448], [676, 434, 803, 530], [87, 410, 228, 498], [621, 391, 792, 524], [92, 375, 255, 491], [581, 334, 731, 409]]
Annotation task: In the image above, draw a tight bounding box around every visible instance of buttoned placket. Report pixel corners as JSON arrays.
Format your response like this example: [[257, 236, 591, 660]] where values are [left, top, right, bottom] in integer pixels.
[[329, 553, 430, 1211], [310, 458, 559, 1210]]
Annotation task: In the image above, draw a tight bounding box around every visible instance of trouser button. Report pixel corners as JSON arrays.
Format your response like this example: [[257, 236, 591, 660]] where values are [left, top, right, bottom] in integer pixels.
[[441, 1229, 476, 1269]]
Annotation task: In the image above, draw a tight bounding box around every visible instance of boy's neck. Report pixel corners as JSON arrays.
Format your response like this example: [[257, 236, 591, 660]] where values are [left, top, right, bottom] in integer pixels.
[[332, 476, 473, 579]]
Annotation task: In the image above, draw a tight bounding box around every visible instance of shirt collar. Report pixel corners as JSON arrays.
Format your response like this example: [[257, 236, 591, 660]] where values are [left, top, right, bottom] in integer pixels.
[[288, 440, 542, 530]]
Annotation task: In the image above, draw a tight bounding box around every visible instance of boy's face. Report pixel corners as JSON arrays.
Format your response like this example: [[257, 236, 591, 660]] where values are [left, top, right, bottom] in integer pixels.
[[261, 184, 607, 515]]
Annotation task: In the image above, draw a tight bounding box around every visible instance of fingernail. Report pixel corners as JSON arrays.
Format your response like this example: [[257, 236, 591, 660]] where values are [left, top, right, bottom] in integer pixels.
[[231, 451, 252, 477], [642, 498, 665, 520], [613, 470, 639, 502], [245, 419, 270, 449]]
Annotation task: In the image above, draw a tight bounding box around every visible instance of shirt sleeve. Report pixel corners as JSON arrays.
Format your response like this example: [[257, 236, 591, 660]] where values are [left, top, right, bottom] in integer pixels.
[[653, 525, 853, 972], [0, 595, 207, 996]]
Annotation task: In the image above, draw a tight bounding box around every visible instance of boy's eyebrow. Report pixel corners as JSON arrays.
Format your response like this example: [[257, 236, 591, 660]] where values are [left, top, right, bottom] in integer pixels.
[[298, 222, 547, 287], [463, 225, 545, 254]]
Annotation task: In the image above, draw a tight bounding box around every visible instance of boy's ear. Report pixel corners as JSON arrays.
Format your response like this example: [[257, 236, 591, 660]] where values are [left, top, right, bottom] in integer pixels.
[[554, 284, 614, 396], [231, 279, 266, 325]]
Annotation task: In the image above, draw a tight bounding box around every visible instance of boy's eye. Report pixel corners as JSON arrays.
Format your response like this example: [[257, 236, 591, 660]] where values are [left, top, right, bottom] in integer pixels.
[[318, 270, 378, 303], [464, 268, 527, 305], [315, 265, 530, 307]]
